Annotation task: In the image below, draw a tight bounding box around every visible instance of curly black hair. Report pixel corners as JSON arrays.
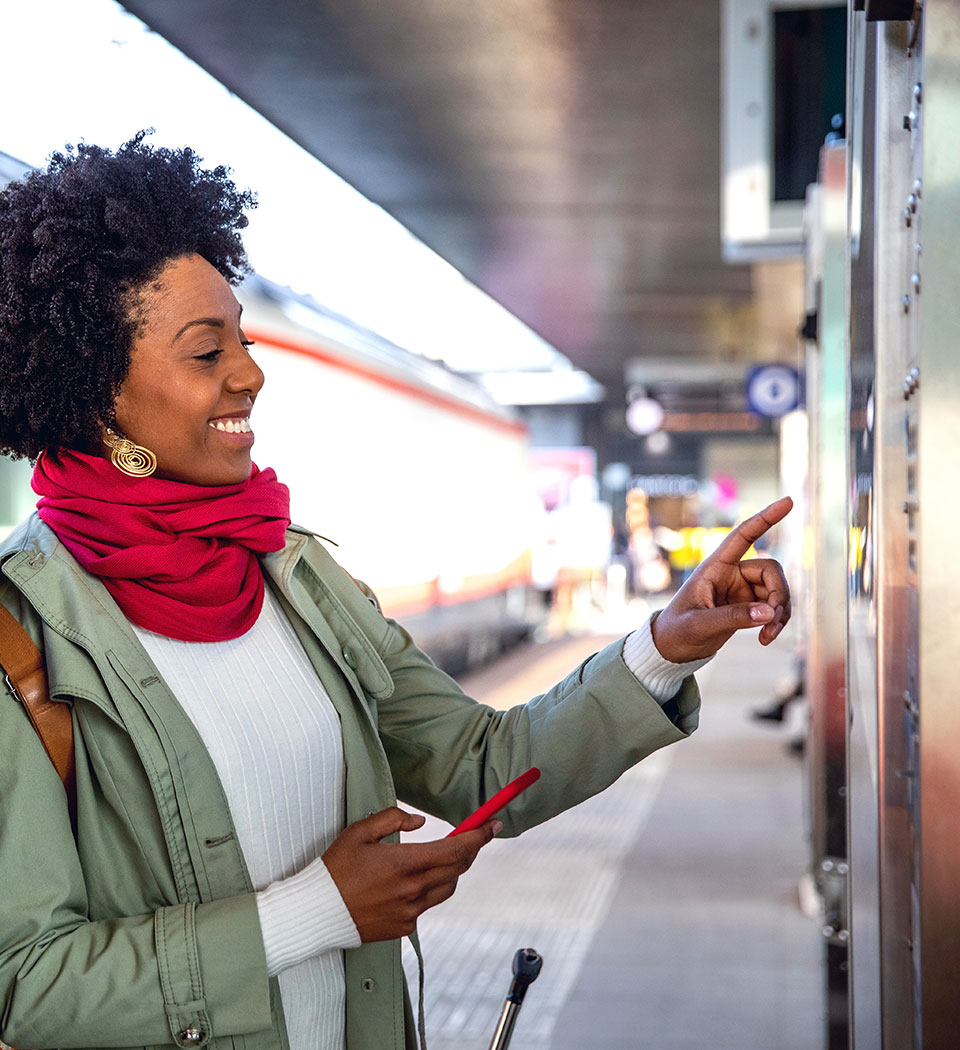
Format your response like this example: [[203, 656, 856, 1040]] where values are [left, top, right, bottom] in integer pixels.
[[0, 131, 257, 460]]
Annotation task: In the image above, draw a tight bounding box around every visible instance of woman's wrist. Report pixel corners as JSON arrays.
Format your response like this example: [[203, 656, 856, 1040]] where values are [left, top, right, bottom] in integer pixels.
[[623, 612, 714, 704], [255, 856, 360, 976]]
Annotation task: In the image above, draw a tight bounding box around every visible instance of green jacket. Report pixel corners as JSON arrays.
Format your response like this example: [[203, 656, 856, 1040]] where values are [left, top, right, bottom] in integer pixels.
[[0, 514, 699, 1050]]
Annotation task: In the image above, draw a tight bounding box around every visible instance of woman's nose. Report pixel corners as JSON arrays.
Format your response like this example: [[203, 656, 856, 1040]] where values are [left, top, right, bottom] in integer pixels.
[[226, 343, 265, 395]]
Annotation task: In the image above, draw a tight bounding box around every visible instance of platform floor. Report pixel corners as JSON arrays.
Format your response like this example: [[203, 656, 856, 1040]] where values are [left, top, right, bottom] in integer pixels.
[[401, 606, 823, 1050]]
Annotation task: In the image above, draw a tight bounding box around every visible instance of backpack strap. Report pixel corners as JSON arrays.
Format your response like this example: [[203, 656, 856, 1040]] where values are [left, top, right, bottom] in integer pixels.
[[0, 603, 76, 808]]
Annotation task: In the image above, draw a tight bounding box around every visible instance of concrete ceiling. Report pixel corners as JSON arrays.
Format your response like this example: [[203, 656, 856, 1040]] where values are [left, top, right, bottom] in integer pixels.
[[121, 0, 788, 398]]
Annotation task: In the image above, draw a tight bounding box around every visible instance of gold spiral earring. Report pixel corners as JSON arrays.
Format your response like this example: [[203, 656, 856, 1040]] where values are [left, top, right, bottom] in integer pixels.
[[102, 428, 158, 478]]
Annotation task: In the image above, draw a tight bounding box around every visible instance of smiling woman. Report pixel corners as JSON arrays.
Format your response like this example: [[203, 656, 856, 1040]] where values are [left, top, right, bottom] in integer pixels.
[[0, 133, 792, 1050], [113, 254, 264, 485]]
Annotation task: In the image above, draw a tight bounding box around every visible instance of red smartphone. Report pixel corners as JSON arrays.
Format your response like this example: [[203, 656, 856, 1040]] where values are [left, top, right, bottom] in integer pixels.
[[447, 767, 541, 836]]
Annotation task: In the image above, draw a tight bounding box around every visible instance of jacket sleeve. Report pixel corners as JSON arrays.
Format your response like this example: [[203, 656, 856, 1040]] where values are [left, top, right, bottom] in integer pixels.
[[371, 613, 700, 838], [0, 595, 272, 1049]]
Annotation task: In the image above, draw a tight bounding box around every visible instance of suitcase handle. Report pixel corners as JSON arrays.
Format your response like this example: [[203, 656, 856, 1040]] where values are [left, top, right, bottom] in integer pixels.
[[487, 948, 543, 1050]]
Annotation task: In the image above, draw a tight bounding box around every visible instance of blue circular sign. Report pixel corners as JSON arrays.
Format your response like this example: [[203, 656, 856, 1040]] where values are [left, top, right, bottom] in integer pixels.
[[746, 365, 800, 417]]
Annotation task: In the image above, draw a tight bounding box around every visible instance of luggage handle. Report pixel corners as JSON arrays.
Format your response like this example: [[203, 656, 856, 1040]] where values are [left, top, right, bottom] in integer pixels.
[[487, 948, 543, 1050]]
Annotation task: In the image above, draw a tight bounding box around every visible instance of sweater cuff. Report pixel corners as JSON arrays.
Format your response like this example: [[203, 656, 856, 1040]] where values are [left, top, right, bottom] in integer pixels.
[[623, 613, 714, 704], [256, 857, 361, 976]]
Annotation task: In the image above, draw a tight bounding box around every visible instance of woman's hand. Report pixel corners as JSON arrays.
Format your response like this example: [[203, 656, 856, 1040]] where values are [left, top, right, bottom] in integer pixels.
[[652, 496, 793, 663], [323, 806, 498, 942]]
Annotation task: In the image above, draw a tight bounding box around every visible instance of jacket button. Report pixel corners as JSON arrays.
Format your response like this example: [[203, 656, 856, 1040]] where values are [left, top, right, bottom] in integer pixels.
[[360, 977, 376, 992], [178, 1028, 205, 1046], [342, 647, 358, 669]]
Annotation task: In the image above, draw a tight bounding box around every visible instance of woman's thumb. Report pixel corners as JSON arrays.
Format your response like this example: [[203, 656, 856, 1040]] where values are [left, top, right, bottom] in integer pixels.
[[358, 806, 425, 841], [681, 601, 774, 643], [712, 601, 775, 634]]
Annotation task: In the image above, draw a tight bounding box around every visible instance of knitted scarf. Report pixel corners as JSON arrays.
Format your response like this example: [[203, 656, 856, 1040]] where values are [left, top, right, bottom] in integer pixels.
[[32, 450, 291, 642]]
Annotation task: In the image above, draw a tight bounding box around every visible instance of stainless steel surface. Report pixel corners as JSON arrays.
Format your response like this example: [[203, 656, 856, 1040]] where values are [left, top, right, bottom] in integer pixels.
[[487, 1002, 520, 1050], [842, 2, 960, 1045], [846, 12, 919, 1049], [844, 16, 911, 1050], [915, 2, 960, 1043], [803, 138, 849, 1048], [118, 0, 758, 392]]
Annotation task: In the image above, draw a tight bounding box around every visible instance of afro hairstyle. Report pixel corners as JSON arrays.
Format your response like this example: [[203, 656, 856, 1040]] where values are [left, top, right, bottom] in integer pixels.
[[0, 130, 257, 460]]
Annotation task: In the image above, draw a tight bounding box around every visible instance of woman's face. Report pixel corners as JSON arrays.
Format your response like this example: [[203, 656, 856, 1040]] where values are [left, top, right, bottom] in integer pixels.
[[111, 253, 265, 485]]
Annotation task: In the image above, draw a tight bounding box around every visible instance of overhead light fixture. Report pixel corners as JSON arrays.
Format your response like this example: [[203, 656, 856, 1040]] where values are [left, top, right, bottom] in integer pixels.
[[645, 431, 672, 455], [626, 396, 665, 436]]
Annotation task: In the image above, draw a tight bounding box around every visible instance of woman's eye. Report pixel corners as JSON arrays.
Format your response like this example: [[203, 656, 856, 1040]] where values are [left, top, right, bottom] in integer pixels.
[[195, 349, 223, 362]]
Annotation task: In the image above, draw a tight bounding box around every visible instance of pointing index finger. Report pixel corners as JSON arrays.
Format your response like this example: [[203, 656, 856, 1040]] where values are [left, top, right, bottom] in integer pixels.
[[712, 496, 794, 565]]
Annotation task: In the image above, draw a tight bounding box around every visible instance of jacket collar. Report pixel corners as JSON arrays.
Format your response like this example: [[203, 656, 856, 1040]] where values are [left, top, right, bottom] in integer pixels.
[[2, 515, 315, 647], [2, 514, 393, 702], [262, 525, 395, 700], [1, 514, 124, 652]]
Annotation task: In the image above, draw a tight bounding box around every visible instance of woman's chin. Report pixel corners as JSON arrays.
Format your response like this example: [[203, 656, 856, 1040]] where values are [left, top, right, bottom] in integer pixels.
[[155, 454, 253, 486]]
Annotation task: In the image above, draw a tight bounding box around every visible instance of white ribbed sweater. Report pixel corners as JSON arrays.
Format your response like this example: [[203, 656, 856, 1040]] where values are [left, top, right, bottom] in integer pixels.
[[133, 592, 709, 1050], [133, 588, 360, 1050]]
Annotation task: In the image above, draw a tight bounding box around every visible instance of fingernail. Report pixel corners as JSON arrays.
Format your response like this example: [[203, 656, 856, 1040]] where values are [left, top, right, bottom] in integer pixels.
[[492, 820, 503, 835], [750, 604, 773, 622], [772, 622, 784, 639]]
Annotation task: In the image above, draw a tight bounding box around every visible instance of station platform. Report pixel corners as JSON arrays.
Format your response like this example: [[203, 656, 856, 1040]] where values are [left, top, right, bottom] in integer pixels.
[[402, 601, 823, 1050]]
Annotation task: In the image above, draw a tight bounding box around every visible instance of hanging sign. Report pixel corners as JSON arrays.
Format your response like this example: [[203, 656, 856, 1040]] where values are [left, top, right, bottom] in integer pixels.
[[746, 364, 801, 418]]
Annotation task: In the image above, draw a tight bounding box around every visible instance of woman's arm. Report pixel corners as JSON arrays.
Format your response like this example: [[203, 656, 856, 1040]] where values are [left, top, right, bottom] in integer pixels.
[[370, 497, 792, 836], [373, 621, 697, 837]]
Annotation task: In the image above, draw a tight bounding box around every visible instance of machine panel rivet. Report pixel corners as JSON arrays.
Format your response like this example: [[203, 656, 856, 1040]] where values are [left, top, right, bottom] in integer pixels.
[[903, 294, 911, 313]]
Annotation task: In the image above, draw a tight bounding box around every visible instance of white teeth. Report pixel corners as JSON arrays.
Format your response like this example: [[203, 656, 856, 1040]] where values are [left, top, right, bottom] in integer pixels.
[[209, 418, 252, 433]]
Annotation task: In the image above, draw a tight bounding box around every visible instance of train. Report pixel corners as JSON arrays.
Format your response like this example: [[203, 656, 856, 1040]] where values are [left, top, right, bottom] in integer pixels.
[[800, 4, 960, 1046], [233, 274, 545, 675]]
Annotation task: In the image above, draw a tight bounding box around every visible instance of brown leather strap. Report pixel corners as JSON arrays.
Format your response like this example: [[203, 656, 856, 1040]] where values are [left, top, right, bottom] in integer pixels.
[[0, 603, 75, 803]]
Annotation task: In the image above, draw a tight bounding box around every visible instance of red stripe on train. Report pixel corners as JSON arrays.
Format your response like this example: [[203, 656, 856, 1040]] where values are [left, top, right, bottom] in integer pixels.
[[244, 326, 528, 438]]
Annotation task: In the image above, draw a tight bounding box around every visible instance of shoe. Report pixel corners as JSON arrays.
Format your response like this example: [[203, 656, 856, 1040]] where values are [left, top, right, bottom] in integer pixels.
[[750, 701, 787, 723]]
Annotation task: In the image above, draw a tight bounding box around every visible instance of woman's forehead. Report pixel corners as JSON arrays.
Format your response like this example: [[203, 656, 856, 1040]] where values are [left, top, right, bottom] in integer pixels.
[[137, 254, 239, 333]]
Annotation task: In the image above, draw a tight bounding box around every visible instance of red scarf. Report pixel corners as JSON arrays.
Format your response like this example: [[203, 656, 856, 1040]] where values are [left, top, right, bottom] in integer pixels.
[[32, 451, 291, 642]]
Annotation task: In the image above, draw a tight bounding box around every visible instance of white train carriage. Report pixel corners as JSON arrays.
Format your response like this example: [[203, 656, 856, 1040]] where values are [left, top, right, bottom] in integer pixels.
[[236, 277, 543, 673]]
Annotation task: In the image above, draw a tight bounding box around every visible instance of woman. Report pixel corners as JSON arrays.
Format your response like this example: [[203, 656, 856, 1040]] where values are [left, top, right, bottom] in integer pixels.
[[0, 135, 791, 1050]]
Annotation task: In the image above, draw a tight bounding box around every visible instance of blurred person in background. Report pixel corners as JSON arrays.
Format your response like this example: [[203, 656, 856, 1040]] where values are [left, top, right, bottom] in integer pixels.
[[0, 135, 792, 1050]]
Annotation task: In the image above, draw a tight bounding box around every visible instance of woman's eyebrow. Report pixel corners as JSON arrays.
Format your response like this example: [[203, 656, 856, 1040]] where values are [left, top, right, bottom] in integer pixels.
[[173, 305, 243, 343], [173, 317, 224, 342]]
